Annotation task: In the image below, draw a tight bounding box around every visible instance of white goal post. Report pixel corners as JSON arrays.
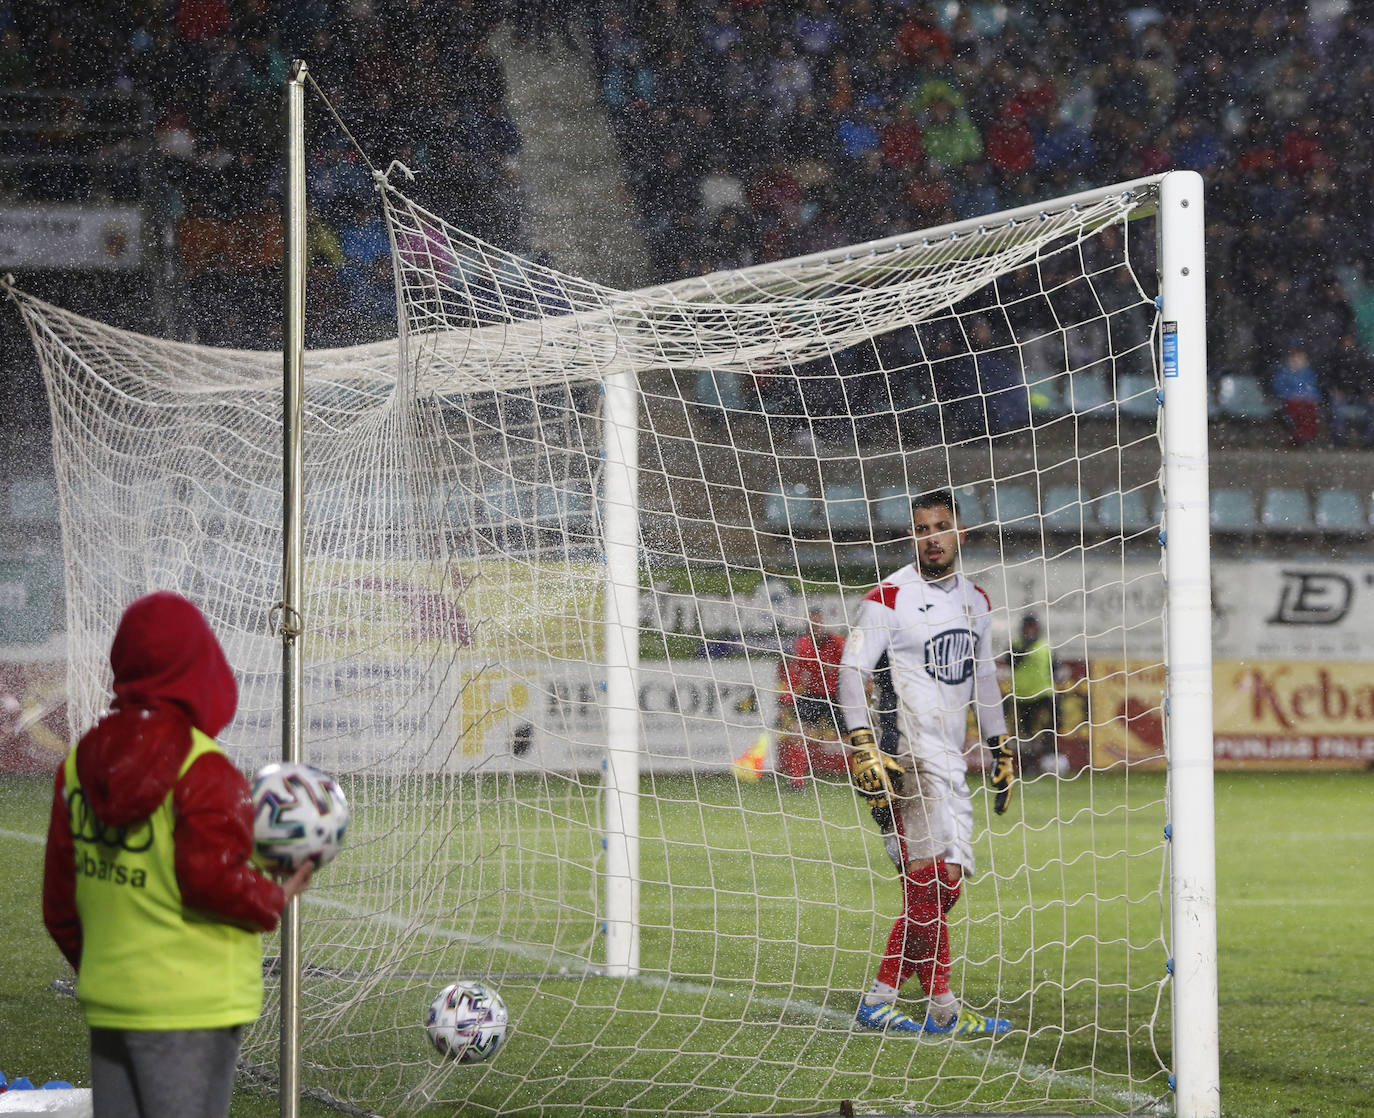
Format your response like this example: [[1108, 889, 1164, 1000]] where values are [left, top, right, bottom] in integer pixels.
[[9, 90, 1217, 1116]]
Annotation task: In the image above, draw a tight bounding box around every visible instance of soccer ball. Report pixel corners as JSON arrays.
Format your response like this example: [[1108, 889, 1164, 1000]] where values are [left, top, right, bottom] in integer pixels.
[[251, 762, 349, 871], [425, 981, 509, 1063]]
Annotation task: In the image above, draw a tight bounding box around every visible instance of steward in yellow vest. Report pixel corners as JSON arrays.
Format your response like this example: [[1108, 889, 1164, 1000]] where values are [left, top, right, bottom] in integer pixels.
[[1008, 614, 1058, 767], [43, 591, 313, 1116]]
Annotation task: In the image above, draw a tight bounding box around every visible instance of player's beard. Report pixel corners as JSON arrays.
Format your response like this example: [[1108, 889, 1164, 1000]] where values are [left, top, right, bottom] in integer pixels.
[[917, 543, 957, 579]]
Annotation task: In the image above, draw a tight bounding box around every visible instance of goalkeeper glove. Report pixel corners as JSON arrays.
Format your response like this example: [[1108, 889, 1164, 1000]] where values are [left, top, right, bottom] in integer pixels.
[[847, 728, 903, 828], [988, 735, 1015, 815]]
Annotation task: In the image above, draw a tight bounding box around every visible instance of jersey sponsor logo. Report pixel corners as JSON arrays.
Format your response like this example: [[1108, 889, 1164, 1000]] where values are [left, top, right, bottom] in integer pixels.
[[66, 788, 155, 853], [75, 849, 148, 889], [924, 628, 974, 685]]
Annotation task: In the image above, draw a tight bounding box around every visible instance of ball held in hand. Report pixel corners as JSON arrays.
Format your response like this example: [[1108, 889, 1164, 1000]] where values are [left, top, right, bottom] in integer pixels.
[[251, 761, 349, 871]]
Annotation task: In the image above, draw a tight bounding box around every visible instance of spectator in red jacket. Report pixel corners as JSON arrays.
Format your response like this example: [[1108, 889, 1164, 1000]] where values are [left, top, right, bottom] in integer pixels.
[[895, 4, 952, 68], [983, 103, 1035, 183]]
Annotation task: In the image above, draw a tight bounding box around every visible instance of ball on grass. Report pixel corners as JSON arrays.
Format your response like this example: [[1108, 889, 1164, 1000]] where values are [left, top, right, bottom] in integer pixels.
[[425, 981, 509, 1063]]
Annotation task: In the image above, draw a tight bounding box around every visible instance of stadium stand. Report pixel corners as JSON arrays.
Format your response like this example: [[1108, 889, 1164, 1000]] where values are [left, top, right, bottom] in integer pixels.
[[1, 2, 528, 353], [592, 1, 1374, 442], [0, 1, 1371, 574]]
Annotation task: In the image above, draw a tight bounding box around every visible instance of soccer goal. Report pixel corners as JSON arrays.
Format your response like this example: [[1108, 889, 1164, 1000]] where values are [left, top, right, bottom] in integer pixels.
[[7, 72, 1216, 1117]]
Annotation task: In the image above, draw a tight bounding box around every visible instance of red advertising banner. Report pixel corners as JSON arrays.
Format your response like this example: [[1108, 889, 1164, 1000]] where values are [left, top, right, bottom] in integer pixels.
[[1211, 660, 1374, 767], [1088, 658, 1374, 769]]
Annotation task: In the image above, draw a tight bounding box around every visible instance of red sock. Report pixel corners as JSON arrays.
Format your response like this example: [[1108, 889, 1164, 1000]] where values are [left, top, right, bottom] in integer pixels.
[[931, 870, 961, 998], [875, 861, 951, 996]]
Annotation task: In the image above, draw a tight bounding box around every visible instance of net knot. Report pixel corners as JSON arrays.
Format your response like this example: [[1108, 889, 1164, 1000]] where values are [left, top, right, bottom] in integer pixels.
[[269, 601, 305, 640], [376, 161, 416, 188]]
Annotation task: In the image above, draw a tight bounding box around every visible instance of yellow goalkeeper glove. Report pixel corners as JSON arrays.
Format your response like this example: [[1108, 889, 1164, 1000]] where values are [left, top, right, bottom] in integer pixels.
[[988, 735, 1016, 815], [847, 728, 904, 827]]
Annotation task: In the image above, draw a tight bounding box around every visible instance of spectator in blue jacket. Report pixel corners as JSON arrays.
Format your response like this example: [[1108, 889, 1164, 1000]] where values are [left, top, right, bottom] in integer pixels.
[[1271, 341, 1322, 447]]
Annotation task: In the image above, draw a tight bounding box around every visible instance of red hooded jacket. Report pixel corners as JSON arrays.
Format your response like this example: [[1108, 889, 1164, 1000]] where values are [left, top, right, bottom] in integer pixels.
[[43, 591, 286, 971]]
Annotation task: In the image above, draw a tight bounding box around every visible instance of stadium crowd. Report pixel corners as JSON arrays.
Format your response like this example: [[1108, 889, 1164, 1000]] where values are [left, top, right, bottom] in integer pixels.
[[2, 0, 528, 349], [589, 0, 1374, 447], [2, 1, 1373, 446]]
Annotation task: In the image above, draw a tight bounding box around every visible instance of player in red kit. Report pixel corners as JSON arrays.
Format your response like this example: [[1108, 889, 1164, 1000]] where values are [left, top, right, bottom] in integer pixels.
[[837, 489, 1015, 1036], [780, 608, 845, 733], [775, 608, 848, 787]]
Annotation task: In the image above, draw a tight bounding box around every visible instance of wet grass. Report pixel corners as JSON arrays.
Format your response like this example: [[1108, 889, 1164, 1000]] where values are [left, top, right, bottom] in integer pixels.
[[2, 769, 1370, 1116]]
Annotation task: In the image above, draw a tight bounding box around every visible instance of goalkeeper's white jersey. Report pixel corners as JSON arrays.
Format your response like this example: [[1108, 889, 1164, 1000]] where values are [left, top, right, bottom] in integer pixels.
[[837, 565, 1007, 756]]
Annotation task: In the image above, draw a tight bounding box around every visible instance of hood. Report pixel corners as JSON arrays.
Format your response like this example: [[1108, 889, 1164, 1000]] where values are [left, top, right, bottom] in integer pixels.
[[76, 592, 239, 827]]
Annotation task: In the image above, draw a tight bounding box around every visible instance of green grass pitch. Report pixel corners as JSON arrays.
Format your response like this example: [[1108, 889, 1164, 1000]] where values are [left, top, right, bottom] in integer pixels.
[[1, 769, 1370, 1117]]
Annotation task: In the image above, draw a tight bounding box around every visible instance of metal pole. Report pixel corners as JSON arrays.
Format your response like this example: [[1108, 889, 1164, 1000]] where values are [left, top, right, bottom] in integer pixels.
[[279, 58, 308, 1118], [1158, 169, 1220, 1118], [601, 368, 640, 977]]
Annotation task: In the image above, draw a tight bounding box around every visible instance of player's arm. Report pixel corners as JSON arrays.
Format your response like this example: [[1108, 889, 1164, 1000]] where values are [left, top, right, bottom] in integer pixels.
[[838, 597, 903, 824], [173, 751, 289, 932], [974, 607, 1015, 815], [42, 763, 82, 971]]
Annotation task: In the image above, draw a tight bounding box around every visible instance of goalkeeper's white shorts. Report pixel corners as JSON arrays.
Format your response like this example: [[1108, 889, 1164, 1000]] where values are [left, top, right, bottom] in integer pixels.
[[883, 740, 975, 877]]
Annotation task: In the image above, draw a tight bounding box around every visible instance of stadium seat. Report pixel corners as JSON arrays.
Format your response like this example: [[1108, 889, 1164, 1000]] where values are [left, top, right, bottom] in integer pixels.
[[1067, 369, 1112, 416], [477, 480, 529, 524], [536, 482, 595, 524], [244, 483, 282, 523], [951, 484, 986, 531], [871, 485, 986, 532], [1093, 488, 1154, 535], [189, 479, 238, 522], [1314, 488, 1367, 535], [304, 486, 342, 524], [428, 481, 471, 525], [370, 484, 412, 525], [1116, 373, 1159, 420], [1025, 371, 1067, 418], [989, 483, 1037, 530], [9, 478, 58, 523], [1042, 483, 1083, 532], [874, 487, 911, 528], [765, 482, 823, 532], [1260, 487, 1314, 533], [823, 483, 870, 533], [1209, 487, 1258, 533], [1216, 374, 1273, 420]]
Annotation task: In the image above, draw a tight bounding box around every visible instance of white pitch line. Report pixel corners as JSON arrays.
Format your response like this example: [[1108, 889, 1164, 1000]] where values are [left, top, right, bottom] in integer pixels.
[[1219, 897, 1351, 907]]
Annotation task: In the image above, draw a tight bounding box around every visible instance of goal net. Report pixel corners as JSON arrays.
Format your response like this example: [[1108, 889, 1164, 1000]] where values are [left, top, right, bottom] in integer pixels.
[[10, 170, 1214, 1116]]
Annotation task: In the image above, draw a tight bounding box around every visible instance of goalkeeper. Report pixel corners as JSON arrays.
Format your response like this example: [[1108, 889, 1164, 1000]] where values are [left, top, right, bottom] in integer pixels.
[[42, 591, 313, 1117], [837, 489, 1014, 1037]]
